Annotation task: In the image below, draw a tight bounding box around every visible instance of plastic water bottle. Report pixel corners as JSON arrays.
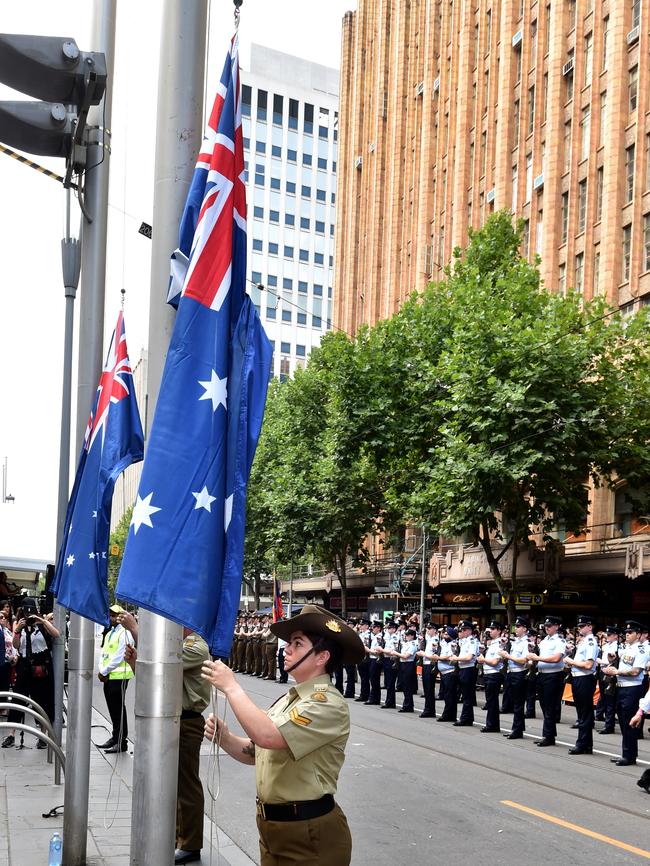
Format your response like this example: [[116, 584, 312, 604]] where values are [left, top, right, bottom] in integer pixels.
[[48, 832, 62, 866]]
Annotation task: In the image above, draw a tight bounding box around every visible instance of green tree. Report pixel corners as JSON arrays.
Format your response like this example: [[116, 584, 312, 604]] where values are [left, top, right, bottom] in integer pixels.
[[391, 212, 650, 623], [108, 505, 133, 601]]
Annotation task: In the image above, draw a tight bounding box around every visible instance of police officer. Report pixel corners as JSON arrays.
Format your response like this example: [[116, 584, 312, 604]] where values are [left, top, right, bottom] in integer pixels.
[[392, 627, 419, 712], [477, 620, 505, 733], [596, 625, 620, 734], [565, 614, 599, 755], [355, 620, 372, 703], [500, 616, 529, 739], [378, 621, 399, 709], [365, 621, 384, 705], [530, 615, 566, 747], [416, 622, 439, 718], [449, 620, 479, 726], [435, 626, 459, 722], [603, 620, 646, 766]]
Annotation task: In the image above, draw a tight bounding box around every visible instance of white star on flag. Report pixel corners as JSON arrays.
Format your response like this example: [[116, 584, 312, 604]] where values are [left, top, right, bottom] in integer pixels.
[[131, 492, 161, 535], [192, 485, 217, 512], [66, 555, 75, 567], [224, 494, 233, 532], [92, 511, 97, 518], [89, 552, 95, 559], [198, 369, 227, 411]]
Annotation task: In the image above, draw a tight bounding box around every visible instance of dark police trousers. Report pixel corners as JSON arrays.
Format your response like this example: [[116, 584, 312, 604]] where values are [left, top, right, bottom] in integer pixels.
[[572, 673, 596, 751], [458, 666, 477, 724], [439, 672, 458, 721], [483, 672, 502, 730], [368, 657, 382, 704], [616, 684, 644, 762], [357, 658, 370, 702], [343, 664, 356, 698], [421, 664, 436, 715], [104, 679, 129, 744], [382, 658, 397, 707], [507, 672, 527, 736], [400, 661, 417, 710], [537, 671, 565, 741], [177, 714, 205, 851]]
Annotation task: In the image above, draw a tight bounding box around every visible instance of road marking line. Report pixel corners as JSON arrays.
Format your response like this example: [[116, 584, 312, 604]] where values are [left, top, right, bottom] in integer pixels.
[[502, 800, 650, 859]]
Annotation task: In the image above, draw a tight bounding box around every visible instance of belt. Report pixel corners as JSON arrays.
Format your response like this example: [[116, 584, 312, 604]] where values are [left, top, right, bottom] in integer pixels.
[[180, 709, 203, 720], [256, 794, 334, 822]]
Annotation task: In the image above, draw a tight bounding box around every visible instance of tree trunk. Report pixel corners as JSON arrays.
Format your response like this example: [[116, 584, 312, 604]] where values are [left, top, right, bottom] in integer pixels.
[[336, 547, 348, 619], [254, 571, 261, 609]]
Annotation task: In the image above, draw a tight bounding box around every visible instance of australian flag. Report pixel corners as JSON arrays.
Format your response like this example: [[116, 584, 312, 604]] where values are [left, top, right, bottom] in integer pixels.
[[116, 34, 272, 657], [52, 312, 144, 624]]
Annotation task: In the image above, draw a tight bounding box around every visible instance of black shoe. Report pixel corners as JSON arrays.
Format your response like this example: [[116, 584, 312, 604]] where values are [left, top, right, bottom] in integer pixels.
[[1, 735, 14, 748], [105, 741, 128, 753], [612, 758, 636, 766], [419, 712, 435, 718], [536, 739, 555, 747], [97, 738, 116, 749], [453, 721, 473, 727], [568, 747, 592, 755], [354, 697, 367, 702], [381, 704, 396, 709], [398, 708, 414, 713], [36, 740, 47, 750], [598, 728, 615, 735], [504, 733, 523, 739], [174, 850, 201, 864], [480, 727, 500, 733], [437, 717, 455, 722], [364, 701, 380, 705]]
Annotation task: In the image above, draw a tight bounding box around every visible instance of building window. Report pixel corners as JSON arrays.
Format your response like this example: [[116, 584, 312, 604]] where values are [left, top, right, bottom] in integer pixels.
[[522, 219, 530, 259], [575, 252, 584, 294], [558, 263, 566, 295], [299, 249, 309, 263], [602, 17, 609, 71], [536, 209, 544, 256], [296, 344, 306, 357], [252, 238, 262, 252], [317, 189, 326, 202], [281, 309, 292, 323], [313, 284, 323, 297], [525, 153, 533, 202], [561, 192, 569, 244], [302, 153, 312, 166], [257, 89, 267, 121], [584, 33, 593, 87], [632, 0, 641, 29], [255, 141, 266, 155], [515, 45, 522, 84], [315, 220, 325, 234], [286, 181, 296, 195], [626, 144, 635, 203], [629, 66, 639, 113], [622, 225, 632, 282], [270, 177, 280, 191], [481, 131, 487, 176], [594, 247, 601, 295], [282, 278, 293, 291], [314, 252, 324, 265], [301, 185, 311, 198], [253, 206, 264, 220], [287, 149, 297, 163], [596, 167, 604, 221], [543, 72, 549, 122], [527, 85, 535, 135], [565, 50, 574, 101], [269, 210, 279, 223], [266, 306, 276, 320], [268, 242, 278, 256], [273, 94, 283, 125], [284, 245, 294, 259], [285, 213, 295, 227], [599, 92, 607, 147], [578, 179, 587, 232], [289, 98, 299, 130], [563, 121, 572, 172], [300, 216, 310, 230], [242, 84, 252, 117], [644, 214, 650, 271], [486, 8, 492, 50], [484, 70, 490, 114], [646, 134, 650, 189], [513, 99, 520, 145], [530, 19, 538, 66], [304, 103, 314, 134], [512, 164, 518, 213], [580, 108, 590, 161], [297, 313, 306, 325]]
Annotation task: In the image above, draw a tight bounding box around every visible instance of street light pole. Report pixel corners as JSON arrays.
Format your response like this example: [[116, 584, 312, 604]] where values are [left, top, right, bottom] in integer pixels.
[[62, 2, 116, 863], [419, 526, 427, 627]]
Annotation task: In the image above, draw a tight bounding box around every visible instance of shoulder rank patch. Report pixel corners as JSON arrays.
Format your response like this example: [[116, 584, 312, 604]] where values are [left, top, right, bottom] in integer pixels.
[[313, 683, 328, 691], [289, 708, 312, 727], [311, 692, 328, 702]]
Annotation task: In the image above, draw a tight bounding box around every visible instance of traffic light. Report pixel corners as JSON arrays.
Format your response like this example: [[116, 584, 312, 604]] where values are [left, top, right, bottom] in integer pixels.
[[0, 34, 106, 178]]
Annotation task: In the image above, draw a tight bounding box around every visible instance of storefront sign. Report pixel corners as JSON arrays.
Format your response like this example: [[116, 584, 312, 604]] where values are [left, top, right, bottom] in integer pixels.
[[500, 593, 544, 606], [442, 592, 486, 605]]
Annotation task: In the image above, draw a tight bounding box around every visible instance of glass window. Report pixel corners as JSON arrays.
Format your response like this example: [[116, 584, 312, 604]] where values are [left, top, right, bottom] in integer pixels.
[[282, 309, 292, 322], [289, 98, 299, 130], [646, 133, 650, 189], [254, 172, 264, 186], [296, 344, 306, 357], [633, 0, 641, 29], [602, 17, 608, 70], [268, 242, 278, 255], [243, 137, 250, 151], [255, 141, 266, 155], [319, 125, 328, 139], [253, 238, 263, 252], [530, 18, 537, 65], [584, 33, 593, 87], [272, 145, 282, 158], [314, 252, 324, 265], [302, 153, 312, 166], [593, 247, 601, 295], [315, 220, 325, 234], [304, 102, 314, 134], [644, 214, 650, 271], [282, 278, 292, 291], [301, 185, 311, 198], [536, 208, 544, 256], [297, 313, 307, 325], [563, 121, 572, 171], [622, 225, 632, 281], [575, 252, 584, 294], [285, 181, 295, 195], [578, 179, 587, 232], [525, 153, 533, 202], [273, 94, 283, 125], [253, 206, 264, 220], [599, 92, 607, 147], [527, 85, 535, 135], [257, 89, 267, 121], [596, 167, 604, 221], [511, 164, 518, 212], [266, 306, 276, 320], [513, 99, 520, 145], [317, 157, 327, 170], [251, 270, 262, 284], [299, 249, 309, 262], [285, 213, 295, 227], [561, 192, 569, 243], [626, 144, 635, 203], [629, 66, 638, 112], [280, 341, 291, 354], [558, 262, 566, 295], [313, 284, 323, 296], [284, 245, 294, 259], [267, 274, 277, 287], [267, 210, 277, 224], [270, 177, 280, 191], [242, 84, 252, 116], [300, 217, 310, 230], [580, 107, 590, 161], [288, 149, 297, 163]]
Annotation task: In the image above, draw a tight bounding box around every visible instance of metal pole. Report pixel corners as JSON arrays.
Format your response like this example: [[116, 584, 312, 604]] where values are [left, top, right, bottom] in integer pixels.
[[53, 186, 82, 786], [129, 2, 206, 863], [289, 561, 294, 616], [63, 2, 116, 863], [419, 526, 427, 627]]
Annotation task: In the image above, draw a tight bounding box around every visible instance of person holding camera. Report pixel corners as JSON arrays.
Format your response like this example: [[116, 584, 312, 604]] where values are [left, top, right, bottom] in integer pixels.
[[3, 604, 59, 749]]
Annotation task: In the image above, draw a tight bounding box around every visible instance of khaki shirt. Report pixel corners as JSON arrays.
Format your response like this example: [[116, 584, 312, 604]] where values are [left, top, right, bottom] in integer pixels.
[[255, 675, 349, 804], [182, 633, 211, 713]]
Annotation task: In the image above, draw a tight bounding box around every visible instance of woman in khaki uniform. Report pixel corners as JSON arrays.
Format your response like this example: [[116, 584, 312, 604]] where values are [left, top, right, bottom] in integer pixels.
[[202, 604, 364, 866]]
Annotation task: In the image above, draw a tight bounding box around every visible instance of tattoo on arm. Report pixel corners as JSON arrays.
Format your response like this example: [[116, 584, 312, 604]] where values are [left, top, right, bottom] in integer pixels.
[[242, 740, 256, 758]]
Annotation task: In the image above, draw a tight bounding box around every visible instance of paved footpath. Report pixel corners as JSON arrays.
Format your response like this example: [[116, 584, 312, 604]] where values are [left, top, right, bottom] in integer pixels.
[[0, 700, 256, 866]]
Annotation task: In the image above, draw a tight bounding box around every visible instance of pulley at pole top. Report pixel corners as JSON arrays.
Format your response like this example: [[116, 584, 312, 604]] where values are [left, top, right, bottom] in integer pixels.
[[234, 0, 243, 28]]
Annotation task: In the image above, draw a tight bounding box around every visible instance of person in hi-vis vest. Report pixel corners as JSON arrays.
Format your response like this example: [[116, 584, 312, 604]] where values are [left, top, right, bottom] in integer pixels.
[[97, 603, 134, 753]]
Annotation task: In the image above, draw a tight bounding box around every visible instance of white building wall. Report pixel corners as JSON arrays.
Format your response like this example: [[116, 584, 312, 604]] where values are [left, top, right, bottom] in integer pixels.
[[242, 44, 339, 379]]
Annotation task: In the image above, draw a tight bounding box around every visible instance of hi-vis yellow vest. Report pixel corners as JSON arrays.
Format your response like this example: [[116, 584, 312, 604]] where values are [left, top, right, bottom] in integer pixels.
[[101, 626, 134, 681]]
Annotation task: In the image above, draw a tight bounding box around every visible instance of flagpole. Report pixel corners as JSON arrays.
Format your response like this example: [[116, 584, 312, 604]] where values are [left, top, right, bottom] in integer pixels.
[[62, 2, 116, 863], [129, 2, 207, 863]]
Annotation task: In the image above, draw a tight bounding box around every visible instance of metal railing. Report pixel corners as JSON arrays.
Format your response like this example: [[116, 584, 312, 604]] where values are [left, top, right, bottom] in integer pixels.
[[0, 691, 65, 781]]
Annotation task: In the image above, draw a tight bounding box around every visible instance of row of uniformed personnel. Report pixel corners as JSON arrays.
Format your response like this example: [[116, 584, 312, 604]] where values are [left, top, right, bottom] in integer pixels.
[[229, 614, 280, 681], [339, 614, 650, 767]]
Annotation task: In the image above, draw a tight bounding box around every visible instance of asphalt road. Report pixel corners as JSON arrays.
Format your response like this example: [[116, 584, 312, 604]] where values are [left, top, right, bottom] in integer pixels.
[[91, 670, 650, 865]]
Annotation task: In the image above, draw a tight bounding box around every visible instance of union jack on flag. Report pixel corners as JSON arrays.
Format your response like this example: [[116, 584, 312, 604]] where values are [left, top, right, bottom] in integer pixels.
[[117, 34, 272, 657], [52, 312, 144, 624]]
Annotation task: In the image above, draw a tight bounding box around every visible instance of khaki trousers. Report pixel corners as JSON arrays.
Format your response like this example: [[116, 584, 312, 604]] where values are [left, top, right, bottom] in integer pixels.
[[176, 716, 205, 851], [265, 644, 277, 679], [256, 803, 351, 866]]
